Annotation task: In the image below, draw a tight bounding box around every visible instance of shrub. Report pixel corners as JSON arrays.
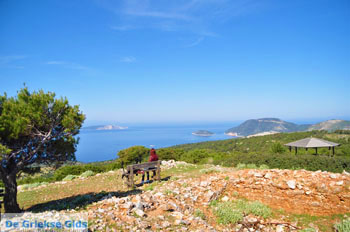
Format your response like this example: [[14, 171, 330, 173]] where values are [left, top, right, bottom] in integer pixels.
[[21, 183, 42, 190], [270, 142, 286, 154], [157, 148, 184, 161], [236, 163, 246, 169], [80, 170, 94, 178], [259, 164, 270, 170], [334, 219, 350, 232], [117, 146, 149, 165], [246, 163, 257, 169], [63, 175, 77, 181], [214, 201, 243, 224], [53, 161, 120, 181], [223, 153, 350, 173], [194, 209, 206, 220], [180, 149, 211, 164], [235, 200, 272, 218]]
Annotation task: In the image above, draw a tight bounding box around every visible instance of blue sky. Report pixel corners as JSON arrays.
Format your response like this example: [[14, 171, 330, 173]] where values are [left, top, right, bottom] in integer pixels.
[[1, 0, 349, 125]]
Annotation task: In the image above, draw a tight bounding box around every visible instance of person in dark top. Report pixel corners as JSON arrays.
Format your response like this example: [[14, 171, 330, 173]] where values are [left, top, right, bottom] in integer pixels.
[[141, 148, 159, 184]]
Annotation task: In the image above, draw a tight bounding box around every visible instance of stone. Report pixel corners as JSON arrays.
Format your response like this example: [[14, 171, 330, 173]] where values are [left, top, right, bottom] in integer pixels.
[[162, 221, 171, 228], [287, 180, 296, 189], [336, 181, 344, 186], [200, 181, 209, 187], [254, 172, 263, 178], [264, 173, 272, 179], [222, 196, 229, 202], [276, 225, 285, 232], [330, 174, 337, 179], [134, 209, 146, 217]]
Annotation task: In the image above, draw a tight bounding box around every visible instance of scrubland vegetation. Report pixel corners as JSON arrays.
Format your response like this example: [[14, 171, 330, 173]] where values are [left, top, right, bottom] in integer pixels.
[[4, 130, 350, 189]]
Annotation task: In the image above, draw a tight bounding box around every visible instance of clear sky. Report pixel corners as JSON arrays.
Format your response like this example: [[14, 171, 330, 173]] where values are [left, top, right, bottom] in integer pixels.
[[1, 0, 349, 125]]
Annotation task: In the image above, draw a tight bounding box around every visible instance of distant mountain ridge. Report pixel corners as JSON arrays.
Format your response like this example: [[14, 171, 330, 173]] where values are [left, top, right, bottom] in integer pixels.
[[225, 118, 309, 137], [226, 118, 350, 137], [307, 119, 350, 131]]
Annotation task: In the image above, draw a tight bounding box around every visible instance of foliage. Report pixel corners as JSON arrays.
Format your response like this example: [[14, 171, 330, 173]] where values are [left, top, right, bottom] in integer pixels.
[[270, 142, 286, 154], [221, 153, 350, 173], [21, 182, 43, 190], [63, 175, 77, 181], [213, 201, 243, 224], [234, 199, 272, 218], [80, 170, 94, 178], [236, 163, 270, 170], [174, 130, 349, 157], [334, 219, 350, 232], [0, 87, 85, 212], [212, 199, 272, 225], [53, 161, 120, 181], [156, 148, 184, 161], [300, 229, 317, 232], [194, 209, 206, 220], [117, 146, 150, 165]]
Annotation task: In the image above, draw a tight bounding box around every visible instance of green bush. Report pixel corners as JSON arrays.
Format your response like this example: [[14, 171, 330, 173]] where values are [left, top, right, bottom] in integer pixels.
[[214, 201, 243, 224], [235, 200, 272, 219], [157, 148, 184, 160], [117, 146, 150, 165], [270, 142, 287, 154], [53, 161, 120, 181], [63, 175, 77, 181], [194, 209, 206, 220], [222, 153, 350, 173], [80, 170, 94, 178], [334, 219, 350, 232]]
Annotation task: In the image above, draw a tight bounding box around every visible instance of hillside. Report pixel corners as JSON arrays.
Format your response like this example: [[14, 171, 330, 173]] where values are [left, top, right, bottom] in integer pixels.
[[308, 119, 350, 131], [173, 130, 350, 157], [13, 162, 350, 231], [225, 118, 309, 137]]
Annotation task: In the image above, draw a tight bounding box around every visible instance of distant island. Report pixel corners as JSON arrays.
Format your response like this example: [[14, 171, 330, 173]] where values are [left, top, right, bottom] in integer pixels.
[[192, 130, 214, 137], [83, 125, 128, 131], [225, 118, 350, 137]]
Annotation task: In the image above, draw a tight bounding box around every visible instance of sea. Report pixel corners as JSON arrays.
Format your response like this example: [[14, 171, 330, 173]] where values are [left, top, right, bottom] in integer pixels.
[[75, 122, 239, 163]]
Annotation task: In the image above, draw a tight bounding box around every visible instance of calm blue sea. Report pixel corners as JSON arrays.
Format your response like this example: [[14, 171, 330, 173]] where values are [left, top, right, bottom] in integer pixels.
[[75, 123, 238, 163]]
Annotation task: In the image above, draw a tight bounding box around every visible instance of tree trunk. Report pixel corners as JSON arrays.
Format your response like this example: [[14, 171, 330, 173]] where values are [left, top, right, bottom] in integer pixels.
[[3, 173, 21, 213]]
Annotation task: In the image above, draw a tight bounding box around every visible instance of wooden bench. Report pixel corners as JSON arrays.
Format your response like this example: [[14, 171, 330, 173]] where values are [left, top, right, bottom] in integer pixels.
[[122, 160, 161, 188]]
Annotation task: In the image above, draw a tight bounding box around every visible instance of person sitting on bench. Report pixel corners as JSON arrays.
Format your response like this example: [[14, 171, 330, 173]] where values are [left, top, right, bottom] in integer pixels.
[[141, 148, 159, 184]]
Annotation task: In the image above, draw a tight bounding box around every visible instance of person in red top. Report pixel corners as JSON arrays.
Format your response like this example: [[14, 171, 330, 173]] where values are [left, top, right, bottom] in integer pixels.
[[141, 148, 159, 184]]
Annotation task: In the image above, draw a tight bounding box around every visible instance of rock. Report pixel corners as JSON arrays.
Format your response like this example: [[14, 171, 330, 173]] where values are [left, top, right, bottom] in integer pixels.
[[162, 221, 171, 228], [134, 209, 146, 217], [330, 174, 337, 179], [311, 202, 320, 207], [246, 217, 258, 223], [276, 225, 285, 232], [264, 173, 272, 179], [336, 181, 344, 186], [222, 196, 229, 202], [200, 181, 209, 187], [206, 190, 214, 199], [254, 172, 263, 178], [287, 180, 296, 189]]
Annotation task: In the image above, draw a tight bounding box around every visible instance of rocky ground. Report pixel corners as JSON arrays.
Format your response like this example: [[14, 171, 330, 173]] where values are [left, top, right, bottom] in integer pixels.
[[85, 161, 350, 231]]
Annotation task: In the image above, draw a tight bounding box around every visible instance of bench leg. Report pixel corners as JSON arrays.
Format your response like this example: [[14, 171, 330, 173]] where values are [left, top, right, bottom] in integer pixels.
[[130, 168, 134, 189], [156, 161, 161, 181]]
